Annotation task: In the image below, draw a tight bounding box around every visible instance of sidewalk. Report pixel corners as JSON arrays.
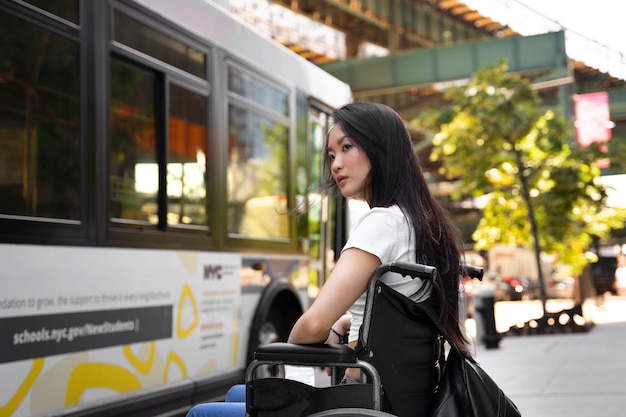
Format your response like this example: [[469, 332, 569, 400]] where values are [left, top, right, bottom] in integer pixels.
[[473, 296, 626, 417]]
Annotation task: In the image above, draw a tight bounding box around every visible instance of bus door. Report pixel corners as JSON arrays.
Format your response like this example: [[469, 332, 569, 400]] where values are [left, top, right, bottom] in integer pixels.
[[306, 106, 340, 295]]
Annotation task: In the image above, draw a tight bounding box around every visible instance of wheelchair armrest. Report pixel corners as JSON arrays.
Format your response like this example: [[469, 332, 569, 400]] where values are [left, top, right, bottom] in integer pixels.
[[254, 342, 357, 366], [247, 343, 384, 412]]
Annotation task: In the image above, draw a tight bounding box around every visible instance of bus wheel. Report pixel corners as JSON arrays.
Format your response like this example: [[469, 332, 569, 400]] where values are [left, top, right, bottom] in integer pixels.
[[255, 308, 286, 377]]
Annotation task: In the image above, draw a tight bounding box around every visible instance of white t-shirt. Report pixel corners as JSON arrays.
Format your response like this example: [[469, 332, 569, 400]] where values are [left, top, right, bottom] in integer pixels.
[[342, 204, 431, 343]]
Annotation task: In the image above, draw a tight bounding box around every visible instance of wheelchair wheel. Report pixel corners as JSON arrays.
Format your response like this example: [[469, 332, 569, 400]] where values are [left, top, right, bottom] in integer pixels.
[[306, 408, 397, 417], [252, 307, 287, 378]]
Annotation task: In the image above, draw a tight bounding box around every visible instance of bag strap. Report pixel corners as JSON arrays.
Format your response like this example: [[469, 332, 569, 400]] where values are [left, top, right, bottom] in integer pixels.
[[417, 301, 463, 357], [415, 263, 482, 358]]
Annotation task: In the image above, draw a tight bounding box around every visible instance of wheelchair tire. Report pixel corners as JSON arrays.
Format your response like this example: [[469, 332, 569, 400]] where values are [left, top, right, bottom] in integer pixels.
[[306, 408, 397, 417]]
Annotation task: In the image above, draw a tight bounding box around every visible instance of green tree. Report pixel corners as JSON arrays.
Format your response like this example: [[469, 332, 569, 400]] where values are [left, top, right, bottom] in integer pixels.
[[414, 60, 626, 313]]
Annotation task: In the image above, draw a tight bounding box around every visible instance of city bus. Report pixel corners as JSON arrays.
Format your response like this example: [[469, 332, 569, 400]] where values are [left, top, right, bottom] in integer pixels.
[[0, 0, 351, 416]]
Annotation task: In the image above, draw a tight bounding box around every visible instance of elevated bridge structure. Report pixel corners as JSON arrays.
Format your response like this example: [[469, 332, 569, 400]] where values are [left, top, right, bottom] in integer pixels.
[[321, 31, 573, 119], [238, 0, 624, 124]]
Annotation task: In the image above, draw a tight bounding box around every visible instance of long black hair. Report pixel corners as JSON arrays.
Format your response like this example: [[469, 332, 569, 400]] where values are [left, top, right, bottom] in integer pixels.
[[324, 102, 469, 355]]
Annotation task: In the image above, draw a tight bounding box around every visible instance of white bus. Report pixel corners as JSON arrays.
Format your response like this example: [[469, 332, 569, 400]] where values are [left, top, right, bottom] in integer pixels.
[[0, 0, 351, 416]]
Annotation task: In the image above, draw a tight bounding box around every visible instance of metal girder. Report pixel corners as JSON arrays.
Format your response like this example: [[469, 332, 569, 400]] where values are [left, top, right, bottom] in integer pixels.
[[270, 0, 489, 51], [321, 31, 570, 96]]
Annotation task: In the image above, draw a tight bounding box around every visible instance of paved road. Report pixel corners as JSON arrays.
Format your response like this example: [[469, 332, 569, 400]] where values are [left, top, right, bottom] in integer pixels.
[[473, 296, 626, 417]]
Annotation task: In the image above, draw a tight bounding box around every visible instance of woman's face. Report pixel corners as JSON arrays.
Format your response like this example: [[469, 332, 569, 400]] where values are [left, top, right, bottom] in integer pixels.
[[327, 125, 371, 199]]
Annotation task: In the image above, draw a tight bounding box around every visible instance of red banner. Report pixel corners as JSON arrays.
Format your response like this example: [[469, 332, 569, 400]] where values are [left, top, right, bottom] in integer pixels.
[[573, 91, 612, 147]]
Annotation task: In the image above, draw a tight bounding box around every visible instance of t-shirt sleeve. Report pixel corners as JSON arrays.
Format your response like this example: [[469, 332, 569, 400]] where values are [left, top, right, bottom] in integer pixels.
[[342, 207, 402, 263]]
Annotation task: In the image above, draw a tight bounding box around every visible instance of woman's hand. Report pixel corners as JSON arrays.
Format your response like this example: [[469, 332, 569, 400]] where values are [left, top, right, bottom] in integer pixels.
[[324, 314, 351, 344]]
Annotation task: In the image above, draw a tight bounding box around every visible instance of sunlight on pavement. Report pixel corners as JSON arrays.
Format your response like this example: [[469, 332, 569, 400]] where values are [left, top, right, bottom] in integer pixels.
[[467, 296, 626, 336], [589, 296, 626, 324]]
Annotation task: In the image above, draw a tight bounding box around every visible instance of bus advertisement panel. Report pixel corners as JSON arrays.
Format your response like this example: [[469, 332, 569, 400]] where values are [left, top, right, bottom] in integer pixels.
[[0, 244, 241, 417]]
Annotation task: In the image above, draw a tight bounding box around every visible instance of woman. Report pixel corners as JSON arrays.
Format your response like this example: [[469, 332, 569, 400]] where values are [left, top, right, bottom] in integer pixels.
[[614, 254, 626, 296], [288, 102, 469, 416]]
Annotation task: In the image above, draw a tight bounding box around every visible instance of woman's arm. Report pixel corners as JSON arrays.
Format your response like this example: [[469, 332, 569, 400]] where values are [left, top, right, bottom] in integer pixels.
[[288, 248, 380, 344]]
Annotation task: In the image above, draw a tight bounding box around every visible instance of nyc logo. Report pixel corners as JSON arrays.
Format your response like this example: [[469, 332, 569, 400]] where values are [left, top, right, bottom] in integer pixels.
[[203, 265, 222, 280]]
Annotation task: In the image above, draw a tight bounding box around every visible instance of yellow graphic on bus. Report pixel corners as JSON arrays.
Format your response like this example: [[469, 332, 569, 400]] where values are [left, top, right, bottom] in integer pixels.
[[0, 359, 43, 417], [176, 284, 198, 339], [123, 342, 156, 375], [163, 351, 188, 381], [177, 251, 199, 275], [65, 363, 142, 406]]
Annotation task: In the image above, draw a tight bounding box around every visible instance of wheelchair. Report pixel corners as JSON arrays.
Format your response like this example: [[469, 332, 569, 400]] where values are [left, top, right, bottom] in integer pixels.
[[187, 261, 483, 417]]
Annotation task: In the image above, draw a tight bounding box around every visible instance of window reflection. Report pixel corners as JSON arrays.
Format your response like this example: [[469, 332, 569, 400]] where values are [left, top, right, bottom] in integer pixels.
[[22, 0, 79, 24], [308, 118, 326, 260], [0, 11, 80, 220], [227, 66, 290, 240], [110, 60, 156, 223], [227, 105, 289, 239], [167, 84, 208, 228], [228, 66, 288, 116], [114, 10, 205, 79]]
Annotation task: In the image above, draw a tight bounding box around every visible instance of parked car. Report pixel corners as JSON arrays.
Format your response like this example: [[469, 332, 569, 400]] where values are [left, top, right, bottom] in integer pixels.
[[472, 273, 539, 301], [546, 277, 576, 299], [500, 275, 541, 301]]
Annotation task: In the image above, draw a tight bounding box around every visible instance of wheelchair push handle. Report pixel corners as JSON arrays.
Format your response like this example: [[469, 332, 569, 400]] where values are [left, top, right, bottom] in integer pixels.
[[372, 262, 483, 282], [463, 264, 484, 281], [377, 261, 437, 281]]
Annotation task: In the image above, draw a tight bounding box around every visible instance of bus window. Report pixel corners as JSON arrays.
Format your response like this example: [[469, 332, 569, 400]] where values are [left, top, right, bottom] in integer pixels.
[[0, 10, 80, 221], [109, 59, 157, 223], [228, 65, 288, 116], [227, 66, 290, 240], [113, 9, 205, 79], [307, 109, 332, 291], [308, 117, 326, 261], [167, 83, 208, 228], [22, 0, 79, 23], [227, 105, 289, 239]]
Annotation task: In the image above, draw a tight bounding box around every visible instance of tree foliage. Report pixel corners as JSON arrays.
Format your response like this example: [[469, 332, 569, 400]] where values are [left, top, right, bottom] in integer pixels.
[[414, 60, 626, 274]]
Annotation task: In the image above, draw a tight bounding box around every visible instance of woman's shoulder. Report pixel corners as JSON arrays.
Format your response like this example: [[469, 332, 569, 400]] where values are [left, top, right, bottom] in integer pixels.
[[362, 205, 404, 223], [344, 204, 409, 261], [366, 204, 404, 218], [351, 205, 406, 231]]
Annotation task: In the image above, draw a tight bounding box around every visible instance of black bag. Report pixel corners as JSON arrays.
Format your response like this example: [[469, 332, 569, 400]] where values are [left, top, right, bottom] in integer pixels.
[[430, 349, 521, 417], [420, 303, 521, 417]]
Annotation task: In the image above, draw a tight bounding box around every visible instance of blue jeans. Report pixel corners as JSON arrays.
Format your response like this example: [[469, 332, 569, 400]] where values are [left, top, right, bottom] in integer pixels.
[[340, 375, 360, 384]]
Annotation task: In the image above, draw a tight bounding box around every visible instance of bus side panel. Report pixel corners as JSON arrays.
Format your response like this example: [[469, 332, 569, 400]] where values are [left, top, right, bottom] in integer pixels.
[[0, 244, 241, 417], [238, 256, 307, 365]]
